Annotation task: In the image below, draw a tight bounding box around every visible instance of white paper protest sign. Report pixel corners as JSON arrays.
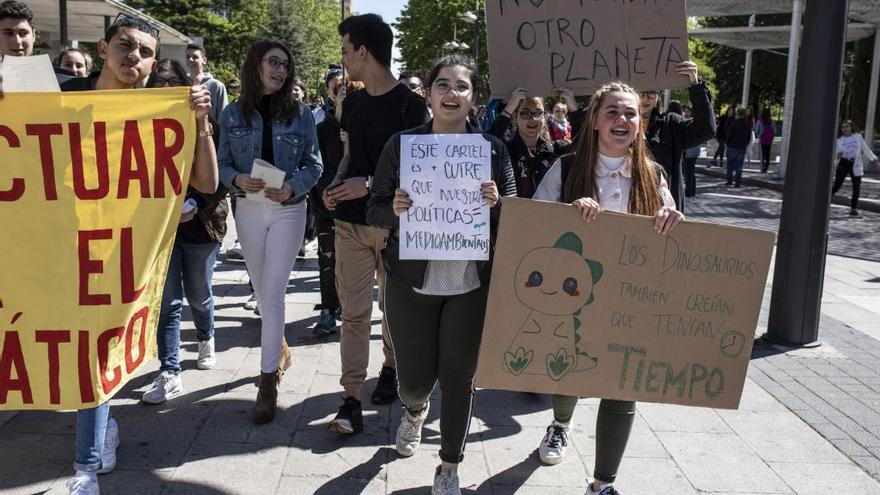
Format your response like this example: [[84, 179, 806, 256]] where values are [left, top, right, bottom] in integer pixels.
[[399, 134, 491, 261]]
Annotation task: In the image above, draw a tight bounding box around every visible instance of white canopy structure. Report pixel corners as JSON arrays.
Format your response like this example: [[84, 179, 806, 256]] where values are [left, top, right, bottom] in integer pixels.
[[26, 0, 192, 61]]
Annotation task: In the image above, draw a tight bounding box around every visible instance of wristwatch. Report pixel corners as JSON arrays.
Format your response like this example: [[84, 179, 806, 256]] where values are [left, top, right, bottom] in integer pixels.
[[198, 122, 214, 138], [365, 175, 373, 190]]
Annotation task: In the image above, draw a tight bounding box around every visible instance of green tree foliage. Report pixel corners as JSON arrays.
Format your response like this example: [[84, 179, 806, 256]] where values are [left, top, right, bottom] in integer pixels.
[[395, 0, 489, 98], [125, 0, 341, 92]]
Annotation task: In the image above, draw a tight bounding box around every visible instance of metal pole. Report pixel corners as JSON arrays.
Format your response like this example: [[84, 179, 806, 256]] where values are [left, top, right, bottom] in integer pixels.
[[779, 0, 804, 179], [864, 27, 880, 156], [766, 0, 849, 346], [472, 21, 479, 98], [741, 15, 755, 109], [59, 0, 68, 48]]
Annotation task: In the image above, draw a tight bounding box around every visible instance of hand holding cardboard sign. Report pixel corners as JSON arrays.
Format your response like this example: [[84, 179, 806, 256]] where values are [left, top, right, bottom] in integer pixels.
[[676, 61, 700, 85], [654, 206, 684, 235], [392, 188, 412, 216], [572, 197, 601, 222], [481, 181, 500, 207]]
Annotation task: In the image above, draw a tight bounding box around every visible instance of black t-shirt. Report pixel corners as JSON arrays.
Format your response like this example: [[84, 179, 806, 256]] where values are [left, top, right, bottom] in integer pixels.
[[336, 83, 429, 225]]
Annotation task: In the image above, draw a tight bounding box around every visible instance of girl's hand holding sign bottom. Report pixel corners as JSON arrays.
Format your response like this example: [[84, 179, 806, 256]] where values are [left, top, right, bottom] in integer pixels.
[[573, 197, 601, 222], [392, 188, 413, 216], [654, 206, 683, 235]]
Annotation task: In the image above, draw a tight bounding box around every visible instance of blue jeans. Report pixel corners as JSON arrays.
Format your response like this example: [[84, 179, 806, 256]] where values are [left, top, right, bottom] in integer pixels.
[[157, 240, 220, 374], [74, 402, 110, 471], [726, 147, 746, 186]]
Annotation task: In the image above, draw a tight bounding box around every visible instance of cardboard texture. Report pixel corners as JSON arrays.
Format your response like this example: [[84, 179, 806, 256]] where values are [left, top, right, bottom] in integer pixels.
[[475, 198, 775, 409], [485, 0, 691, 97]]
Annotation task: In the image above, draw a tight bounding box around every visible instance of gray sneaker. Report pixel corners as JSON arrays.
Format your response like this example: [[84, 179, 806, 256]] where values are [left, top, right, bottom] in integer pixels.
[[197, 338, 216, 370], [96, 417, 119, 474], [141, 371, 182, 404], [396, 403, 429, 457], [432, 465, 461, 495]]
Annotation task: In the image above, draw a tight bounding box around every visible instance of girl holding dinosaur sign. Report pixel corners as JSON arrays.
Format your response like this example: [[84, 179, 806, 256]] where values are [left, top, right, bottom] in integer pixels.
[[366, 54, 516, 495], [530, 80, 683, 495]]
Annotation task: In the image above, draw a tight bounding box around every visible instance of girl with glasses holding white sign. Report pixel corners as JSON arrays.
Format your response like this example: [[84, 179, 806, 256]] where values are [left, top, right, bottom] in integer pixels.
[[366, 55, 516, 495]]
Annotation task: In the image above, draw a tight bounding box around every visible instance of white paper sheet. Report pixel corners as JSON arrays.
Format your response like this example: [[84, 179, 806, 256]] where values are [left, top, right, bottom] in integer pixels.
[[0, 54, 61, 92]]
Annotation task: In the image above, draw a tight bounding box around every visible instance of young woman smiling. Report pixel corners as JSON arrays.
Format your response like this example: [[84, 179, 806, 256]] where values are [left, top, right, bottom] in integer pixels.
[[367, 55, 516, 495], [532, 81, 683, 495]]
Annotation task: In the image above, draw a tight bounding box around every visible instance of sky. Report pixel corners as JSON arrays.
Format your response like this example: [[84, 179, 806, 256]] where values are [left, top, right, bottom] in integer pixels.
[[352, 0, 408, 77]]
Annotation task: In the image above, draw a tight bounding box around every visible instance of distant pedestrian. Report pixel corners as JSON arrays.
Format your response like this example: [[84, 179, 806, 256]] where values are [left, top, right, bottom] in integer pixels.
[[185, 43, 228, 124], [712, 106, 734, 167], [53, 47, 92, 77], [833, 119, 877, 217], [756, 108, 775, 173], [724, 107, 753, 188], [547, 101, 572, 142], [682, 104, 700, 199]]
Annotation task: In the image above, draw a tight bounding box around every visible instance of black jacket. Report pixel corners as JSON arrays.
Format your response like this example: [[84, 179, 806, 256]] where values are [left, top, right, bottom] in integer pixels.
[[725, 117, 753, 150], [644, 82, 715, 210], [488, 113, 571, 198], [366, 121, 517, 290]]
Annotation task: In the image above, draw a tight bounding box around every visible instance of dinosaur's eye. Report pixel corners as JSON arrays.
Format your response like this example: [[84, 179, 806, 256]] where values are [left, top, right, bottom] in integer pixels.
[[563, 277, 578, 295], [527, 271, 543, 287]]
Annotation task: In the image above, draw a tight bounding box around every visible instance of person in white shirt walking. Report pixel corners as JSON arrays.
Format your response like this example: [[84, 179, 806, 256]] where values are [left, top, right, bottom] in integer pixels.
[[834, 119, 877, 217]]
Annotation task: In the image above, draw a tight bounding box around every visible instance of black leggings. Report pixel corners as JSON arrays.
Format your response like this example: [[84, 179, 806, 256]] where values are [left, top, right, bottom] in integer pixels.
[[385, 275, 488, 464], [831, 158, 861, 210], [552, 395, 635, 483], [314, 215, 339, 311], [760, 144, 772, 172]]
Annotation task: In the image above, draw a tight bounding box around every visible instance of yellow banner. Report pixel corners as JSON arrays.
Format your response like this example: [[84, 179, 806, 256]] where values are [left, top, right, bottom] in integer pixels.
[[0, 88, 196, 410]]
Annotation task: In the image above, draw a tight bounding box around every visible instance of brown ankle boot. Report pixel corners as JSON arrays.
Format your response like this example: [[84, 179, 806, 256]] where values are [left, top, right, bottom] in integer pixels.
[[253, 371, 279, 424]]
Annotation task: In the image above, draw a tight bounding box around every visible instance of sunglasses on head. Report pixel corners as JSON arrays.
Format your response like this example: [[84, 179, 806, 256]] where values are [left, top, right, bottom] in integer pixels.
[[111, 12, 160, 41]]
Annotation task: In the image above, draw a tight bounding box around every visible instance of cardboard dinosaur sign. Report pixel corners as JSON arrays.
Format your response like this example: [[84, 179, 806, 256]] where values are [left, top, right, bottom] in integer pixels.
[[475, 198, 775, 409]]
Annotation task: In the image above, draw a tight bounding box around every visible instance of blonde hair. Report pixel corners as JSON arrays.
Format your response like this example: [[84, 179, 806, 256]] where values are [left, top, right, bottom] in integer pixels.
[[563, 81, 663, 216]]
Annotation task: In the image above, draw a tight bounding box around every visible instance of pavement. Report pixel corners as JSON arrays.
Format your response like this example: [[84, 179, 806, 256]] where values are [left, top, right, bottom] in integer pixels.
[[2, 174, 880, 494]]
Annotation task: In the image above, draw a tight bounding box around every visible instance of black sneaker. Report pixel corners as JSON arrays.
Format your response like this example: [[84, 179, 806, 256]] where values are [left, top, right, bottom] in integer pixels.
[[371, 366, 398, 405], [329, 396, 363, 434], [850, 209, 861, 217]]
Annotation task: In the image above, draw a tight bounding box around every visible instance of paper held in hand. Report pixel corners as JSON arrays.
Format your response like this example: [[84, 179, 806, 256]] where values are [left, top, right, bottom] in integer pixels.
[[0, 54, 61, 92], [399, 134, 491, 261], [247, 158, 286, 204]]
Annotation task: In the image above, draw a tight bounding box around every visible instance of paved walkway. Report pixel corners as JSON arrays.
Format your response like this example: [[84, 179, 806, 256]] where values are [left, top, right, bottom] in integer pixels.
[[2, 184, 880, 494]]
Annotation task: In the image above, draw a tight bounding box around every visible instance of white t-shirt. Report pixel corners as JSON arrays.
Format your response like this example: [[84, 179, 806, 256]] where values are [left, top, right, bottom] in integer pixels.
[[837, 134, 860, 160], [533, 153, 676, 212]]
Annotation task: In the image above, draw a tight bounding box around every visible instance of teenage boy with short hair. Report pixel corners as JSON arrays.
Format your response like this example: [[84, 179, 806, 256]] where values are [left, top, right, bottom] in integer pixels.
[[323, 13, 429, 434], [185, 42, 227, 123], [1, 14, 217, 495], [0, 0, 34, 59]]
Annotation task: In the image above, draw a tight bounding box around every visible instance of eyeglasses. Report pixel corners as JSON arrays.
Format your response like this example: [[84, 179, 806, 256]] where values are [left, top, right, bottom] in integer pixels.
[[263, 56, 291, 72], [405, 82, 422, 90], [432, 80, 472, 96], [517, 109, 546, 120], [152, 77, 185, 87], [111, 13, 160, 41]]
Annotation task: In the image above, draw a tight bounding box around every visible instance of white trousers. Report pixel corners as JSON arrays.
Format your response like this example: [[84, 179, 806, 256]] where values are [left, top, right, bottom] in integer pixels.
[[234, 197, 306, 372]]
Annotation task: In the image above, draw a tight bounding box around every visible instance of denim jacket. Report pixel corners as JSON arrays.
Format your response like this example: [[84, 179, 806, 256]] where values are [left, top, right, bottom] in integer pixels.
[[217, 101, 323, 203]]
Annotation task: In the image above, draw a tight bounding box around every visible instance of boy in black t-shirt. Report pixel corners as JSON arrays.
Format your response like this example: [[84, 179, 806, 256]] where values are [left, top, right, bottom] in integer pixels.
[[323, 14, 429, 434]]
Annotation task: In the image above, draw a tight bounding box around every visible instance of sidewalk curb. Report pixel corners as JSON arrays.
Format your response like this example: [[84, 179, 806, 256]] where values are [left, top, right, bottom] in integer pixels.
[[695, 165, 880, 214]]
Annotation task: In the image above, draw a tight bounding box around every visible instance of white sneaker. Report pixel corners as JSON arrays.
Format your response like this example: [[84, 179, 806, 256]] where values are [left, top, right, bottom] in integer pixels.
[[431, 465, 461, 495], [539, 422, 569, 465], [396, 403, 429, 457], [65, 474, 99, 495], [197, 338, 216, 370], [587, 484, 621, 495], [141, 371, 182, 404], [244, 294, 257, 311], [96, 418, 119, 474]]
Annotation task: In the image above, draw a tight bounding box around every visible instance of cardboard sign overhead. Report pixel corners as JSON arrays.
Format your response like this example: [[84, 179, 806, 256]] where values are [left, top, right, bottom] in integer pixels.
[[485, 0, 691, 97], [475, 198, 775, 409]]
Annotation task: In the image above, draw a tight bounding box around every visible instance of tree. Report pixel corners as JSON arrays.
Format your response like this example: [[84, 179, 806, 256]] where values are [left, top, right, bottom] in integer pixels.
[[395, 0, 489, 98], [277, 0, 343, 94]]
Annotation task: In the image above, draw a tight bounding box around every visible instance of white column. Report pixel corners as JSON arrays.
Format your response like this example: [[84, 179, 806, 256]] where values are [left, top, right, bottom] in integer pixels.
[[664, 89, 671, 110], [864, 25, 880, 166], [779, 0, 804, 179], [741, 15, 756, 109]]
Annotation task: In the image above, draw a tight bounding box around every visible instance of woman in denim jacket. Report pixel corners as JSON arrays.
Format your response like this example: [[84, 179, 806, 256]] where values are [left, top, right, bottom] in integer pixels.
[[217, 39, 322, 424]]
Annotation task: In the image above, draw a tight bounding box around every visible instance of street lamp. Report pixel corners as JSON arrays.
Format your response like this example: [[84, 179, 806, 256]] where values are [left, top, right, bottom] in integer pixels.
[[460, 7, 483, 98], [443, 25, 469, 54]]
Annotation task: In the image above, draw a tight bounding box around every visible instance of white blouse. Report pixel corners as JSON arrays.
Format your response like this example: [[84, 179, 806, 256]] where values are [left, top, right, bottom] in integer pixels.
[[533, 153, 676, 212]]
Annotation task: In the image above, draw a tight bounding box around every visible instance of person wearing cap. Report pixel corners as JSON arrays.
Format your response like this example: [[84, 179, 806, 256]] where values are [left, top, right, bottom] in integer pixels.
[[313, 64, 343, 125]]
